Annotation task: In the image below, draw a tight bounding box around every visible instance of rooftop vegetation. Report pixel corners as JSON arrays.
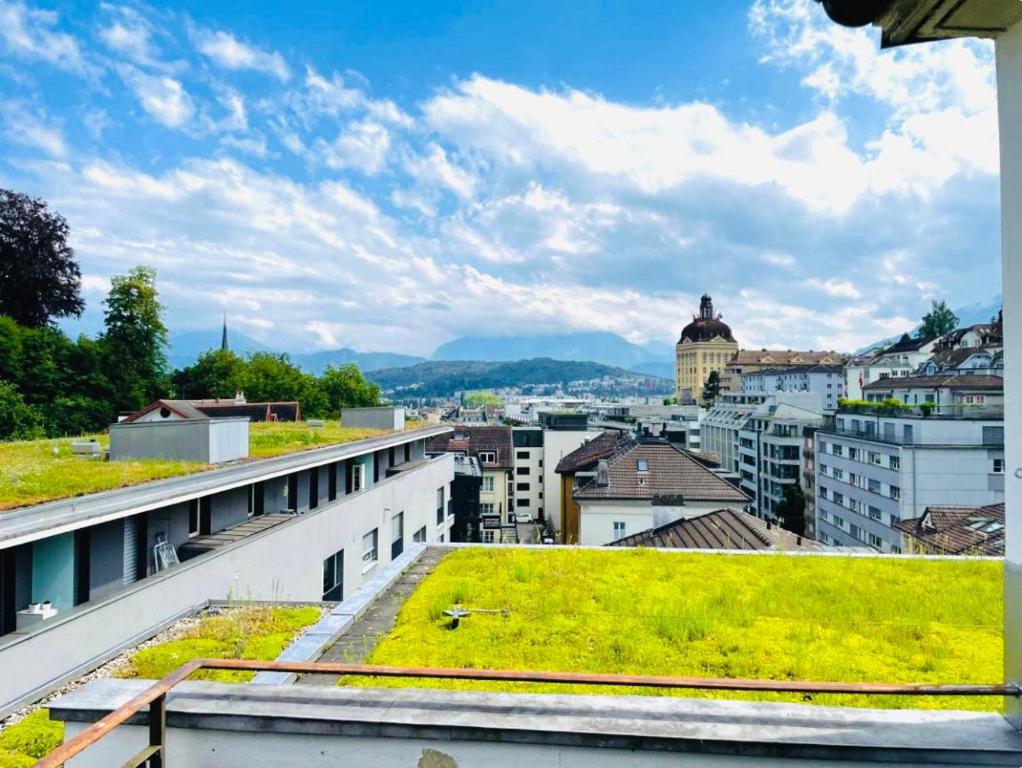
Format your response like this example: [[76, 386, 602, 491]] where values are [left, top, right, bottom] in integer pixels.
[[0, 420, 427, 511], [0, 605, 321, 767], [346, 548, 1002, 712]]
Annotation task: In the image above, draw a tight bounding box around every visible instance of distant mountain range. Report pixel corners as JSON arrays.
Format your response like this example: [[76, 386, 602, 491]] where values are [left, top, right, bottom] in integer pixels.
[[856, 295, 1002, 354], [167, 328, 674, 374], [367, 357, 672, 398]]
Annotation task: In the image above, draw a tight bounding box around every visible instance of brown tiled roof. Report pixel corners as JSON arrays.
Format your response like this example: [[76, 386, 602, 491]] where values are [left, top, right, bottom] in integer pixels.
[[573, 441, 749, 503], [728, 350, 845, 366], [862, 374, 1003, 391], [894, 503, 1004, 556], [608, 508, 820, 551], [426, 426, 514, 469], [122, 399, 301, 422], [555, 431, 634, 473], [927, 347, 996, 368], [880, 334, 935, 355]]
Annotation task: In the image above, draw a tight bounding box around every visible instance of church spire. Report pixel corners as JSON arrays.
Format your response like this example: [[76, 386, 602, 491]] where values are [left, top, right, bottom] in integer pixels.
[[220, 313, 229, 352]]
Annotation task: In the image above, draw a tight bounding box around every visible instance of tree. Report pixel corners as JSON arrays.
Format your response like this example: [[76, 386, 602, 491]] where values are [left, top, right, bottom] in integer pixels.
[[240, 352, 308, 404], [918, 300, 958, 339], [701, 370, 721, 405], [463, 391, 501, 407], [319, 363, 381, 415], [0, 189, 84, 326], [777, 481, 807, 537], [101, 266, 169, 411], [0, 379, 44, 440], [172, 349, 247, 400]]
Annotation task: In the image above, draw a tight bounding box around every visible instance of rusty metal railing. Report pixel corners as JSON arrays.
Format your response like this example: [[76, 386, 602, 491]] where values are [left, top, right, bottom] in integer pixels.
[[36, 659, 1021, 767]]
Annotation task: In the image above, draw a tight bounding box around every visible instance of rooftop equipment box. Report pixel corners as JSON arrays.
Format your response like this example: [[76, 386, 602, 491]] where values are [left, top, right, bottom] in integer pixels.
[[341, 406, 405, 431], [109, 417, 250, 464]]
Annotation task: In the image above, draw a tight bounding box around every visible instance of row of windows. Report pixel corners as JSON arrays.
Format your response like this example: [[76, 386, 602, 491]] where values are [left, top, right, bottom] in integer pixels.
[[820, 441, 900, 470], [819, 514, 900, 552], [819, 492, 899, 526]]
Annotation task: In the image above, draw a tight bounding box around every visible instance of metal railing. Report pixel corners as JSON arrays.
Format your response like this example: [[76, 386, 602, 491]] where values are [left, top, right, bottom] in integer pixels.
[[37, 658, 1022, 767]]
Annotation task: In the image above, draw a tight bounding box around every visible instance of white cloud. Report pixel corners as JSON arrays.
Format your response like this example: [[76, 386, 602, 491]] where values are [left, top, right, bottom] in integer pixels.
[[99, 8, 157, 66], [804, 277, 862, 300], [217, 89, 248, 132], [0, 1, 85, 74], [194, 29, 290, 82], [122, 68, 195, 128], [317, 120, 391, 175], [1, 103, 66, 158], [405, 143, 476, 200]]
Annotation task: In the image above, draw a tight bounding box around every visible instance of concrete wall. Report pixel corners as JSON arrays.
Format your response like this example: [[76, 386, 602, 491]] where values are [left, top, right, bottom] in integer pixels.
[[31, 533, 75, 613], [210, 486, 250, 531], [341, 407, 405, 430], [144, 502, 191, 574], [109, 418, 249, 464], [542, 430, 595, 533], [998, 15, 1022, 728], [0, 454, 454, 713], [87, 521, 125, 602]]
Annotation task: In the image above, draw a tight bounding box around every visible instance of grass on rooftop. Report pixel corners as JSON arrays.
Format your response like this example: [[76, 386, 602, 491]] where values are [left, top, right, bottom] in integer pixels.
[[344, 548, 1003, 711], [0, 605, 321, 767], [0, 419, 429, 511]]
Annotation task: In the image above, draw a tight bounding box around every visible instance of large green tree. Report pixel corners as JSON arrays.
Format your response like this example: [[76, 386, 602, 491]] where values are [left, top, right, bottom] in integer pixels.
[[0, 379, 44, 440], [172, 349, 247, 400], [0, 189, 84, 327], [702, 369, 722, 406], [918, 300, 958, 339], [777, 481, 807, 537], [101, 266, 169, 412], [319, 363, 381, 415]]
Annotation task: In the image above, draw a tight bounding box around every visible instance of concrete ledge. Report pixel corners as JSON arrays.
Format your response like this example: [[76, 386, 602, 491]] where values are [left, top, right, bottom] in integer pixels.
[[250, 544, 428, 685], [50, 679, 1022, 765]]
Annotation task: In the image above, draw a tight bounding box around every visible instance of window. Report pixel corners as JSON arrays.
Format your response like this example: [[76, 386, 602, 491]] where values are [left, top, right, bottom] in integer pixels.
[[482, 475, 494, 493], [849, 524, 861, 541], [478, 450, 497, 463], [819, 440, 827, 453], [889, 455, 900, 470], [516, 482, 530, 491], [819, 509, 829, 521], [833, 468, 844, 480], [819, 464, 829, 476], [351, 462, 364, 492], [891, 545, 902, 554], [516, 466, 530, 476], [848, 447, 858, 461], [436, 487, 445, 525], [413, 526, 427, 543], [832, 445, 843, 457], [890, 485, 901, 501], [833, 515, 845, 529], [993, 458, 1005, 474], [636, 459, 649, 471], [819, 486, 828, 500], [480, 502, 495, 515], [613, 521, 626, 539], [328, 464, 337, 502], [309, 467, 319, 510], [868, 506, 882, 521], [518, 498, 530, 507], [516, 450, 529, 459], [188, 500, 200, 538], [868, 478, 881, 493], [392, 512, 404, 559], [849, 498, 861, 513], [362, 529, 378, 569], [833, 491, 844, 506], [868, 533, 883, 548], [322, 550, 343, 601], [868, 451, 881, 465]]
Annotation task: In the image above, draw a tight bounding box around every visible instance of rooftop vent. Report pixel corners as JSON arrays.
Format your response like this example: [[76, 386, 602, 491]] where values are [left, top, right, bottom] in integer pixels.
[[596, 460, 610, 487]]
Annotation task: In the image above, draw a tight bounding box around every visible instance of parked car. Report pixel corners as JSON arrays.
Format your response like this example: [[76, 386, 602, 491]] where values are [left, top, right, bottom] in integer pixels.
[[516, 512, 534, 524]]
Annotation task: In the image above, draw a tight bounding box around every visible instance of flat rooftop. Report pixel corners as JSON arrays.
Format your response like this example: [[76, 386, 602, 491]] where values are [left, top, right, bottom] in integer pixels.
[[0, 420, 427, 512], [336, 548, 1002, 712]]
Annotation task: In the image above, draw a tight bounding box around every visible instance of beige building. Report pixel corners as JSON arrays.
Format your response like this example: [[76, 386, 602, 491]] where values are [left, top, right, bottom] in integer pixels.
[[675, 294, 738, 403], [722, 349, 846, 393]]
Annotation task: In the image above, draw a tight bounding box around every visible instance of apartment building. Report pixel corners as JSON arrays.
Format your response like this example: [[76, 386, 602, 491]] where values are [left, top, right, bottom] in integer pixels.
[[862, 374, 1004, 411], [814, 409, 1004, 552], [0, 425, 454, 712], [741, 364, 845, 412], [722, 349, 845, 394], [511, 427, 544, 521], [802, 425, 820, 540]]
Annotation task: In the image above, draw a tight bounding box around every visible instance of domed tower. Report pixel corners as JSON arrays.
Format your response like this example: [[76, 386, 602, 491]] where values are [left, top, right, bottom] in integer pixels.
[[675, 294, 738, 403]]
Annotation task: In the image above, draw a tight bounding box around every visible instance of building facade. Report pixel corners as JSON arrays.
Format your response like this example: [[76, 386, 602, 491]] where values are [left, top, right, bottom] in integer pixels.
[[675, 294, 738, 403], [722, 350, 845, 394], [741, 365, 845, 413], [511, 427, 544, 522]]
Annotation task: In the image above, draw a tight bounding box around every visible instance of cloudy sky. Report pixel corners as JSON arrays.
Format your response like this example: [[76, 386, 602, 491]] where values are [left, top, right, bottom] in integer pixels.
[[0, 0, 1001, 356]]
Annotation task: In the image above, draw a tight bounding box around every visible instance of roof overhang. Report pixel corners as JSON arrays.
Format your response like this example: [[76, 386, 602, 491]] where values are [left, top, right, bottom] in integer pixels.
[[818, 0, 1022, 48]]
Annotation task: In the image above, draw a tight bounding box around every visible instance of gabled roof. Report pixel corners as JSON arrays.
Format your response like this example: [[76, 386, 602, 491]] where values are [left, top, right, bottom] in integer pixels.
[[573, 441, 749, 503], [122, 399, 301, 423], [728, 350, 845, 366], [745, 364, 844, 377], [555, 431, 633, 474], [880, 334, 935, 355], [925, 347, 996, 370], [862, 374, 1003, 391], [426, 426, 514, 469], [893, 503, 1004, 556], [608, 508, 819, 551]]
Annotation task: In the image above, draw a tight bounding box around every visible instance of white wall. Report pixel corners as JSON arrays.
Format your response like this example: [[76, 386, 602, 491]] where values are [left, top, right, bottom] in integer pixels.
[[578, 500, 724, 546], [542, 430, 597, 533], [0, 455, 454, 713], [997, 15, 1022, 728]]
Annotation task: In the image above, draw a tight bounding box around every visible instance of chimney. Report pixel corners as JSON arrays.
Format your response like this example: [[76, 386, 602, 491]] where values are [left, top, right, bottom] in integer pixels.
[[596, 460, 609, 487], [235, 391, 246, 404]]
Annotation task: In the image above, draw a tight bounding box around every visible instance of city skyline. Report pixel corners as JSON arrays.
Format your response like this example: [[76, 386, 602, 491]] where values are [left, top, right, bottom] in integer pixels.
[[0, 0, 1002, 355]]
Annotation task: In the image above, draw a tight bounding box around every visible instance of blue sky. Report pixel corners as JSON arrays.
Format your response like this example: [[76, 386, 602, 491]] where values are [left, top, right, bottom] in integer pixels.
[[0, 0, 1002, 355]]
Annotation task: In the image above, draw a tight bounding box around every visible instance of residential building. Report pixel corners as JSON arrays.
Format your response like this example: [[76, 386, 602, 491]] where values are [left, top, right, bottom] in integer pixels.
[[894, 502, 1005, 557], [554, 431, 634, 544], [674, 294, 738, 403], [0, 426, 454, 712], [814, 407, 1004, 553], [746, 406, 825, 522], [802, 424, 820, 540], [862, 374, 1004, 412], [609, 508, 821, 551], [511, 427, 544, 522], [722, 349, 845, 393], [918, 346, 1004, 377], [448, 454, 482, 543], [537, 414, 597, 538], [741, 364, 846, 412], [426, 426, 514, 542], [843, 354, 917, 401], [571, 439, 749, 545]]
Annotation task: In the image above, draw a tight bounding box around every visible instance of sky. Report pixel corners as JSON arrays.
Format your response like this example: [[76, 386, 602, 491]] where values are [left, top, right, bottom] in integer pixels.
[[0, 0, 1002, 356]]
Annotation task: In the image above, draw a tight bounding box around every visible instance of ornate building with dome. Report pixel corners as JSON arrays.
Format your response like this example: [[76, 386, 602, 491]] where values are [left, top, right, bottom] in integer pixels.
[[675, 294, 738, 403]]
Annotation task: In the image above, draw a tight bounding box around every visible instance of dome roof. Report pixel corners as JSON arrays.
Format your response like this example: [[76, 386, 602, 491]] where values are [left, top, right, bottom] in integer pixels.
[[678, 294, 736, 344]]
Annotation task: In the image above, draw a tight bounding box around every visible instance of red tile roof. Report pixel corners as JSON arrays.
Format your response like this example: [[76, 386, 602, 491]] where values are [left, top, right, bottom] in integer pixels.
[[894, 503, 1004, 556], [554, 431, 634, 474], [609, 508, 820, 550]]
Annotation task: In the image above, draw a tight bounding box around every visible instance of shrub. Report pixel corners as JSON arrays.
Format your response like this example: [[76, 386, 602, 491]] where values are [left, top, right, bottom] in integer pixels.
[[0, 710, 63, 764]]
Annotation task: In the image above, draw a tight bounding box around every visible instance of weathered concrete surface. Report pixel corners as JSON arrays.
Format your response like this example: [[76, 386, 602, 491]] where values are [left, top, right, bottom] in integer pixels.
[[298, 546, 447, 685], [51, 678, 1022, 766]]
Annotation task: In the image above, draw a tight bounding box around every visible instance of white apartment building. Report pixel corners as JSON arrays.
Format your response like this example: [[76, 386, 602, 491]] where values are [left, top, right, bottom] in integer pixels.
[[815, 410, 1004, 553], [743, 407, 825, 522], [512, 427, 544, 521], [741, 365, 845, 412]]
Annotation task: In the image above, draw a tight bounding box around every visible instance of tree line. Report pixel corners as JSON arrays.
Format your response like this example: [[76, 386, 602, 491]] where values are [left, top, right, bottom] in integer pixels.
[[0, 188, 379, 441]]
